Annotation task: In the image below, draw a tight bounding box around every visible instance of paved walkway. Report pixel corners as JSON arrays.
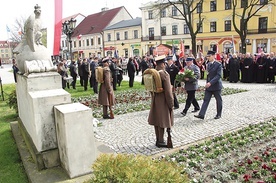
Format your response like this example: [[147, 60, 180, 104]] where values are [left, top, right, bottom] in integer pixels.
[[95, 78, 276, 156]]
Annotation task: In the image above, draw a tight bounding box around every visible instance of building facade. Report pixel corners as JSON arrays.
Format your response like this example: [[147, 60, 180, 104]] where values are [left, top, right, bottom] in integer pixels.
[[140, 0, 276, 55], [104, 17, 142, 58]]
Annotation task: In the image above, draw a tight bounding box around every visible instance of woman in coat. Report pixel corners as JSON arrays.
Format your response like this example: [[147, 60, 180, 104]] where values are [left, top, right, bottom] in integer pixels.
[[148, 55, 174, 148], [98, 58, 115, 119]]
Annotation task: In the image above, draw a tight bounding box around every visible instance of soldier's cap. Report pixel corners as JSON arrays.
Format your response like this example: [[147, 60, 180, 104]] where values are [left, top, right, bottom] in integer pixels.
[[155, 55, 166, 63], [102, 58, 109, 63], [185, 57, 194, 62], [207, 50, 216, 56]]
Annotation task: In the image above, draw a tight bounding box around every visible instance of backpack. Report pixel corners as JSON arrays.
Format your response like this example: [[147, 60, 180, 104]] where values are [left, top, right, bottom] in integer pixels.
[[143, 68, 163, 93], [95, 67, 104, 83]]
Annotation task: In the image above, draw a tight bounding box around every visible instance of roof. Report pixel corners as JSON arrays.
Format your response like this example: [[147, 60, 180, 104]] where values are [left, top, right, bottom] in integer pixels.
[[72, 6, 125, 37], [104, 17, 142, 30], [62, 13, 85, 22]]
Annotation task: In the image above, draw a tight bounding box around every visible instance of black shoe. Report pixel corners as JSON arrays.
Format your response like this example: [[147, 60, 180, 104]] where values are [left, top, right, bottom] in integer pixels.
[[156, 141, 167, 148], [103, 115, 111, 119], [191, 109, 199, 113], [214, 116, 221, 119], [194, 114, 204, 119], [174, 106, 179, 109], [181, 111, 186, 116]]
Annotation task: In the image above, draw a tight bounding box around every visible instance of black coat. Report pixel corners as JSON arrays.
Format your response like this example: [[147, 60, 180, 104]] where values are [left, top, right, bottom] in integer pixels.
[[166, 63, 179, 86]]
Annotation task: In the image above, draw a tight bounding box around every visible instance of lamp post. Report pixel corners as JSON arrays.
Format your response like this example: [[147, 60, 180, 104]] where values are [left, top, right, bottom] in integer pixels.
[[62, 18, 76, 60]]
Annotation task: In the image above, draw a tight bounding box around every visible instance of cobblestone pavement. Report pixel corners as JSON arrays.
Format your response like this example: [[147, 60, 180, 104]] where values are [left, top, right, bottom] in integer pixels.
[[94, 79, 276, 156]]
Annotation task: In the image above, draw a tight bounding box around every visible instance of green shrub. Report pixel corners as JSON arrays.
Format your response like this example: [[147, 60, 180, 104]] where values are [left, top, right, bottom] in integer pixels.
[[7, 89, 18, 114], [86, 154, 189, 183]]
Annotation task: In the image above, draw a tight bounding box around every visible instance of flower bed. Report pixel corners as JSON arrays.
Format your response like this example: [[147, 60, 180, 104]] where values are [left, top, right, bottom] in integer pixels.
[[71, 87, 246, 118], [164, 118, 276, 183]]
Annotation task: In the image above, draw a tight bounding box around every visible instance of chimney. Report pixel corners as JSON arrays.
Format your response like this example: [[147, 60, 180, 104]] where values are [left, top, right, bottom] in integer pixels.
[[101, 7, 109, 12]]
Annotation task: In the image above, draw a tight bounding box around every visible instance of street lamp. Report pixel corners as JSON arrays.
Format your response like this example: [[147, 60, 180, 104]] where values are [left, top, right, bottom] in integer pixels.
[[62, 18, 76, 60]]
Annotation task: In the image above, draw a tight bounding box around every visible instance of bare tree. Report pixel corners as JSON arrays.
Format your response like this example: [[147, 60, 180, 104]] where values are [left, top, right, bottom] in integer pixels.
[[151, 0, 204, 57], [232, 0, 273, 53]]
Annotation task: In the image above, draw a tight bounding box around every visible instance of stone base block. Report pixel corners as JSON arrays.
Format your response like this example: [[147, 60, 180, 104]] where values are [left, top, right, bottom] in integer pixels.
[[18, 118, 60, 170], [54, 103, 97, 178]]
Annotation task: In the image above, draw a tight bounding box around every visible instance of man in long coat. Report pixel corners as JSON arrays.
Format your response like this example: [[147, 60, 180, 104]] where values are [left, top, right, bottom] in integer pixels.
[[148, 55, 174, 148], [241, 53, 253, 83], [98, 58, 115, 119]]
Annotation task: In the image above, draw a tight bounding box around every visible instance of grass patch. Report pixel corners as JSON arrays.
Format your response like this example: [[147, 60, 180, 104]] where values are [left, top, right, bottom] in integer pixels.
[[0, 84, 28, 183]]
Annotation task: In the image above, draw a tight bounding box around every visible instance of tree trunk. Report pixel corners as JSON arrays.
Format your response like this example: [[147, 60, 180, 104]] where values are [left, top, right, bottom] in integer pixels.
[[191, 35, 197, 57]]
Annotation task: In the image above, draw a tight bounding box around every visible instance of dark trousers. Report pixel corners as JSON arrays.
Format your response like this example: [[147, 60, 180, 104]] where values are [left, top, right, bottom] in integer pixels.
[[199, 90, 222, 117], [79, 76, 84, 86], [90, 75, 98, 93], [83, 76, 88, 91], [183, 90, 200, 113], [129, 74, 135, 87], [71, 75, 77, 89], [173, 92, 179, 108], [112, 74, 117, 90]]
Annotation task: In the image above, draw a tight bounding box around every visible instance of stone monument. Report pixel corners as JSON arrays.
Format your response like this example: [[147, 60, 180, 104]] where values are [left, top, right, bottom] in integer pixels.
[[14, 4, 97, 178]]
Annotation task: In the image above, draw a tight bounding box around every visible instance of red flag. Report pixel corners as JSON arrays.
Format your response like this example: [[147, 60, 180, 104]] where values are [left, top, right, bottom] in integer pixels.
[[179, 40, 184, 58], [216, 44, 221, 61], [77, 34, 82, 39], [53, 0, 62, 56]]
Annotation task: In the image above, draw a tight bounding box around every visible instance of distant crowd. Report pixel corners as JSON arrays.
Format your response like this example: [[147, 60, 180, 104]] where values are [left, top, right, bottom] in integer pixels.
[[53, 51, 276, 91]]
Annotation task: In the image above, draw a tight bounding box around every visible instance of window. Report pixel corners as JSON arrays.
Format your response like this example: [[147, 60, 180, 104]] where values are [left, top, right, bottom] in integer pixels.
[[149, 28, 154, 40], [260, 0, 268, 5], [86, 39, 89, 46], [210, 0, 217, 11], [172, 25, 178, 35], [241, 0, 248, 8], [107, 33, 111, 41], [197, 23, 203, 33], [116, 32, 120, 40], [73, 41, 76, 48], [124, 31, 128, 40], [259, 17, 268, 33], [225, 20, 231, 31], [184, 24, 190, 34], [134, 30, 138, 39], [148, 10, 153, 19], [172, 6, 177, 16], [210, 22, 216, 32], [197, 3, 202, 13], [98, 37, 101, 45], [91, 38, 94, 46], [161, 9, 166, 17], [225, 0, 231, 10], [161, 26, 166, 36], [78, 40, 81, 47]]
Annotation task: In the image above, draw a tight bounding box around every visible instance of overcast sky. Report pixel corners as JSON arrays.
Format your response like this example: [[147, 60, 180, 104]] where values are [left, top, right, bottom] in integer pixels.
[[0, 0, 151, 40]]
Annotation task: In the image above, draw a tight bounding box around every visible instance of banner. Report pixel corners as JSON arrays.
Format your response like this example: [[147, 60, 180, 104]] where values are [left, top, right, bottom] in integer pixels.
[[53, 0, 62, 56], [179, 40, 184, 58]]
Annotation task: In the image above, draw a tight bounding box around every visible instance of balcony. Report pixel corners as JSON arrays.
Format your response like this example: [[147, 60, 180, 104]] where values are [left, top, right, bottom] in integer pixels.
[[247, 28, 276, 34]]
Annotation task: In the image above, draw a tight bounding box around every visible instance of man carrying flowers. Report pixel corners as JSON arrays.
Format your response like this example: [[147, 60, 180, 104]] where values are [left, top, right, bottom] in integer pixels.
[[180, 57, 201, 116]]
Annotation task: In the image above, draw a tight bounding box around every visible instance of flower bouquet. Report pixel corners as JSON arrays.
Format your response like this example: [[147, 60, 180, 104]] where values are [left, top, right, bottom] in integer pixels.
[[175, 69, 196, 83]]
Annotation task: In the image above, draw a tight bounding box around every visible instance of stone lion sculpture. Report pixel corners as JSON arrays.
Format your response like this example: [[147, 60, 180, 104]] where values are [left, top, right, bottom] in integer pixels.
[[14, 4, 56, 75]]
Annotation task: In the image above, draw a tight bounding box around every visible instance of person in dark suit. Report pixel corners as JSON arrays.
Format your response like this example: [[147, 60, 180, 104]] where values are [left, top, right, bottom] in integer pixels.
[[81, 58, 90, 91], [194, 50, 223, 120], [140, 56, 149, 85], [89, 57, 99, 94], [109, 57, 118, 90], [181, 57, 200, 116], [166, 56, 179, 109], [69, 60, 77, 89], [148, 55, 174, 148], [127, 57, 136, 87]]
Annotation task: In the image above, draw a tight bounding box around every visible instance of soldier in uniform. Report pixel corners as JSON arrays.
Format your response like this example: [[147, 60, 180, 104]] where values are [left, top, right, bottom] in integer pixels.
[[98, 58, 115, 119], [194, 50, 223, 120], [181, 57, 200, 116], [148, 55, 174, 148], [166, 56, 180, 109]]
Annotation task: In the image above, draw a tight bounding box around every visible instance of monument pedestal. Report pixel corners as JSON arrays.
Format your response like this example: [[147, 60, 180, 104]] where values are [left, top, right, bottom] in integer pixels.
[[54, 103, 97, 178], [16, 72, 71, 170]]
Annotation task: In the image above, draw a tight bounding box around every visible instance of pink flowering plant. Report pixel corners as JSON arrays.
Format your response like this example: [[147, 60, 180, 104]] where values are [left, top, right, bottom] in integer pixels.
[[164, 118, 276, 183]]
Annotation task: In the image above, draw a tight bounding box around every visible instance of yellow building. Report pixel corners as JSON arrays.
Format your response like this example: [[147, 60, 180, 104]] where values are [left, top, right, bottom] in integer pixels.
[[194, 0, 276, 54]]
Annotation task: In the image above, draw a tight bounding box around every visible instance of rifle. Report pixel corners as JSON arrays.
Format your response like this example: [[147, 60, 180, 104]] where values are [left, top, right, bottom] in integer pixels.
[[108, 93, 114, 119], [167, 128, 173, 148]]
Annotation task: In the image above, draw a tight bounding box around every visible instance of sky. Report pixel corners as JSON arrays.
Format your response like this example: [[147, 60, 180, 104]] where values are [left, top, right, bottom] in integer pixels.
[[0, 0, 151, 40]]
